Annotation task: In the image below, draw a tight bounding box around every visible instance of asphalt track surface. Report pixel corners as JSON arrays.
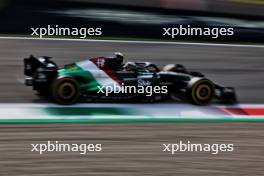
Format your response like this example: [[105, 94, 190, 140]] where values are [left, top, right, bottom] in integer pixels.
[[1, 123, 264, 176], [0, 38, 264, 175]]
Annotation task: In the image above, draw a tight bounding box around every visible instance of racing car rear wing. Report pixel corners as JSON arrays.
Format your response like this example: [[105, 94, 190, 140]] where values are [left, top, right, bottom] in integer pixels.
[[24, 55, 58, 76]]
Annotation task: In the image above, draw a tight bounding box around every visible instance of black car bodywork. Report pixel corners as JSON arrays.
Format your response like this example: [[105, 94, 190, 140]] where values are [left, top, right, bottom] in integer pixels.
[[24, 55, 237, 105]]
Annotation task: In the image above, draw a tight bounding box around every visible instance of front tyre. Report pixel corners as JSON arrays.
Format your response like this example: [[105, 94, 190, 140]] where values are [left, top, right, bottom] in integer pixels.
[[50, 77, 80, 105], [186, 78, 214, 105]]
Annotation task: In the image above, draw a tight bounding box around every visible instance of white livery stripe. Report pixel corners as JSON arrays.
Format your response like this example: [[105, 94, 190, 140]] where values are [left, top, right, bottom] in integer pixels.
[[76, 60, 121, 88]]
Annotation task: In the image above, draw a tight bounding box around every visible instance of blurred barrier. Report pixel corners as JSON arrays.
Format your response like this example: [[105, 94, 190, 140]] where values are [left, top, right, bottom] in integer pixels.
[[0, 0, 263, 42], [1, 0, 264, 16], [160, 0, 208, 10], [211, 0, 264, 16], [60, 0, 264, 16]]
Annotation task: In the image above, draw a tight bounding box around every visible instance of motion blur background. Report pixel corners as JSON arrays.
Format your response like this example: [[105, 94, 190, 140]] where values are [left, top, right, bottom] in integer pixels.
[[0, 0, 263, 42], [0, 1, 264, 176]]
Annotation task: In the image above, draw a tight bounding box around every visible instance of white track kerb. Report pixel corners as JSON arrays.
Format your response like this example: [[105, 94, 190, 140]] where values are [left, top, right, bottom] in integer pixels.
[[0, 103, 264, 123]]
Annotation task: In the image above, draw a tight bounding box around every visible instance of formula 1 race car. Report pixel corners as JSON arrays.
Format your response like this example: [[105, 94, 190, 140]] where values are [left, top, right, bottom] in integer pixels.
[[24, 53, 237, 105]]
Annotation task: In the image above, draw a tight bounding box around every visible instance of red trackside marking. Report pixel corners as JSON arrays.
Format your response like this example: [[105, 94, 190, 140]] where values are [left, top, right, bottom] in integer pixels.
[[220, 107, 264, 116]]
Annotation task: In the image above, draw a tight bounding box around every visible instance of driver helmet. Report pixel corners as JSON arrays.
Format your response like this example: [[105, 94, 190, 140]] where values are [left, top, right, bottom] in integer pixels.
[[114, 52, 124, 63]]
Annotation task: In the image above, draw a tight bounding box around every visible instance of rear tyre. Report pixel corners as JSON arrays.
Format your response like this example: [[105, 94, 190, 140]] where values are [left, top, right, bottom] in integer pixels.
[[186, 78, 214, 105], [50, 77, 80, 105]]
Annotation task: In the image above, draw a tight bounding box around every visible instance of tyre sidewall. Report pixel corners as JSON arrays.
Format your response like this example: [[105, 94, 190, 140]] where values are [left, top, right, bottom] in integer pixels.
[[51, 77, 80, 105], [187, 78, 214, 105]]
